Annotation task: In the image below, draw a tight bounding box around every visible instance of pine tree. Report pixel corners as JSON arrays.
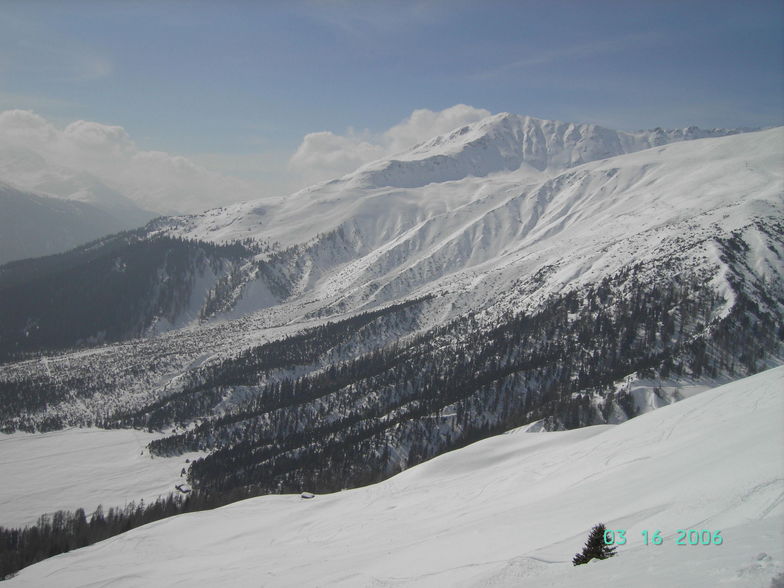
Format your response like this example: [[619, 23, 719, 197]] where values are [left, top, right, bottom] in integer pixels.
[[572, 523, 617, 566]]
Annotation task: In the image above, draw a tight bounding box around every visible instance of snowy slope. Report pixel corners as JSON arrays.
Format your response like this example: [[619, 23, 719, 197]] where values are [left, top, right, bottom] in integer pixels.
[[0, 428, 204, 528], [0, 146, 156, 221], [8, 366, 783, 587]]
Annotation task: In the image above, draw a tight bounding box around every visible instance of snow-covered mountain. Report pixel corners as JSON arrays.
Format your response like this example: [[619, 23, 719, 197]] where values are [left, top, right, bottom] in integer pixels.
[[0, 114, 781, 540], [158, 114, 747, 248], [347, 113, 743, 189], [145, 122, 783, 354], [6, 366, 783, 587]]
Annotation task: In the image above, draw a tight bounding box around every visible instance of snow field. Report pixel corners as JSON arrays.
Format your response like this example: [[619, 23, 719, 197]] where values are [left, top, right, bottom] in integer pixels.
[[0, 428, 204, 528]]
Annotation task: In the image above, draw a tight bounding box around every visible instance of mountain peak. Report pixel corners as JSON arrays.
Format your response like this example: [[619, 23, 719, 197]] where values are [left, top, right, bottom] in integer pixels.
[[347, 113, 744, 190]]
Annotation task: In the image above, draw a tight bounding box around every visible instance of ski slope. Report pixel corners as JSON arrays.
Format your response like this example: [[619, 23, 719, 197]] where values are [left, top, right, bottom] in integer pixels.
[[0, 428, 203, 528], [8, 366, 783, 587]]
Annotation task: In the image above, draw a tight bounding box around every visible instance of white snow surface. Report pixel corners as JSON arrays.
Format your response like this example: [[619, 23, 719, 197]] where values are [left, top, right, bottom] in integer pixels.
[[0, 428, 204, 528], [8, 366, 784, 587]]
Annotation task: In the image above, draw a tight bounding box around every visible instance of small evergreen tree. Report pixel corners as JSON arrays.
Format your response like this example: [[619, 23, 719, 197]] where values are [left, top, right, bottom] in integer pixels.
[[572, 523, 617, 566]]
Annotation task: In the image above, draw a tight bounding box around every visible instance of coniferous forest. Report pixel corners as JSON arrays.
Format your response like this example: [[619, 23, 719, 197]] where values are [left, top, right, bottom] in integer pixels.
[[147, 269, 779, 497], [0, 232, 261, 362]]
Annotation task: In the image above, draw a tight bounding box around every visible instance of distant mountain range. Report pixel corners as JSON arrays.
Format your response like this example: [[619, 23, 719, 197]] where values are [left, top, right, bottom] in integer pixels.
[[0, 114, 781, 503], [0, 146, 157, 263], [0, 181, 156, 264]]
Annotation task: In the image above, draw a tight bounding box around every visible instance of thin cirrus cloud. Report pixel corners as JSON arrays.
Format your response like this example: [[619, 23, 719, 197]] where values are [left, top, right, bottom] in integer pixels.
[[0, 16, 113, 83], [288, 104, 492, 186], [475, 32, 662, 80], [0, 109, 258, 214], [296, 0, 447, 40]]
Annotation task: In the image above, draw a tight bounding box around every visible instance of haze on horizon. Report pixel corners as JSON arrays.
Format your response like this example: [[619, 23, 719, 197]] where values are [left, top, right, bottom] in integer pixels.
[[0, 0, 781, 214]]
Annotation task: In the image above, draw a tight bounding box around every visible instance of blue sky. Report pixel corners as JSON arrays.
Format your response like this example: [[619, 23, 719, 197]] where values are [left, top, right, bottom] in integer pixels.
[[0, 0, 782, 205]]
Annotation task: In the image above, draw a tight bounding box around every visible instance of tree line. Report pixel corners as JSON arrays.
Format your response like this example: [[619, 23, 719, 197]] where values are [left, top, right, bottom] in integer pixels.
[[0, 487, 259, 580]]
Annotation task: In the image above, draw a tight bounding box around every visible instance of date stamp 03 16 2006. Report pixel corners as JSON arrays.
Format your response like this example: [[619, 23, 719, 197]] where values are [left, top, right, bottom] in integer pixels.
[[604, 529, 723, 546]]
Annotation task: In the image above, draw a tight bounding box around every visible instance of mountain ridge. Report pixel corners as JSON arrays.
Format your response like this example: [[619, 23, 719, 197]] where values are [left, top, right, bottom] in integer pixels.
[[348, 112, 746, 189], [154, 114, 760, 253]]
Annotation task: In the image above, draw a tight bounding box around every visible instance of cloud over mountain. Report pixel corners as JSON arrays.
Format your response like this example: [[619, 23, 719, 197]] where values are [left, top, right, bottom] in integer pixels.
[[0, 106, 493, 213], [0, 110, 258, 214], [288, 104, 491, 185]]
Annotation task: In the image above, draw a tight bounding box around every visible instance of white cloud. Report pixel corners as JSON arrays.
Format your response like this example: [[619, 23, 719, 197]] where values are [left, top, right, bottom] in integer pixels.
[[0, 110, 258, 214], [63, 120, 134, 154], [289, 130, 386, 186], [288, 104, 491, 186], [0, 110, 56, 145], [0, 105, 495, 216], [384, 104, 492, 153]]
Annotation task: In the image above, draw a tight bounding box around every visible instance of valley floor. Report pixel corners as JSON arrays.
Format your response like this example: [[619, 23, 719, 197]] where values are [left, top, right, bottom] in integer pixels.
[[0, 428, 202, 528]]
